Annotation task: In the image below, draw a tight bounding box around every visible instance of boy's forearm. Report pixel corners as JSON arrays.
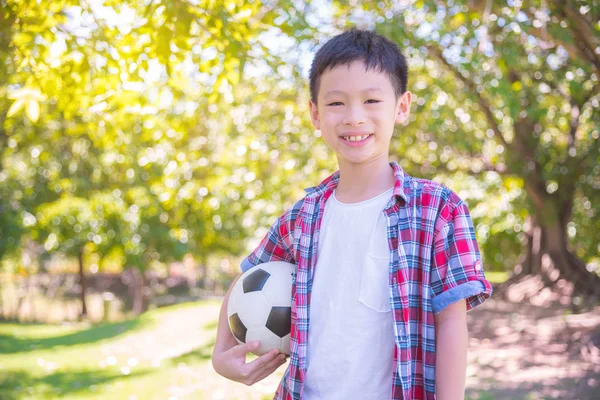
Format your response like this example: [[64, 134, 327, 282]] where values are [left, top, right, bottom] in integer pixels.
[[434, 300, 468, 400], [213, 274, 242, 356]]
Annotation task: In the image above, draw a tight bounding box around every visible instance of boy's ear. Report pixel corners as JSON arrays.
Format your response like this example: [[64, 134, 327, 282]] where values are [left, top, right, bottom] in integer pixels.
[[309, 100, 321, 130], [395, 91, 412, 124]]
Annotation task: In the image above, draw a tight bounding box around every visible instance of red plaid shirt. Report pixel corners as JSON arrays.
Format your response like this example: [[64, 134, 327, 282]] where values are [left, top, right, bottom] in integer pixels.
[[241, 161, 493, 399]]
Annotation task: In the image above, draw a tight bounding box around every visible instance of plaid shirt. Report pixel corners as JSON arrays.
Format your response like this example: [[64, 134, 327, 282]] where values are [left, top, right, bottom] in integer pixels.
[[241, 161, 493, 399]]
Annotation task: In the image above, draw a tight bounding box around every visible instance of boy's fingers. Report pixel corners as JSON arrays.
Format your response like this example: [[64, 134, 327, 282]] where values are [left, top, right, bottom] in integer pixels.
[[248, 355, 287, 384], [231, 341, 259, 356], [245, 348, 281, 372], [250, 354, 286, 378], [256, 352, 286, 373]]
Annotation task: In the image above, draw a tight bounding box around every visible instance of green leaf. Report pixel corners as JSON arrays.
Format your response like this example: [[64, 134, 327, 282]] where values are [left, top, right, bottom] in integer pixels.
[[7, 99, 25, 118]]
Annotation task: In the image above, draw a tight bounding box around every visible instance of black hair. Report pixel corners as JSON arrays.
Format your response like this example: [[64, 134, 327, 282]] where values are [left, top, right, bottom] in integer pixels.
[[309, 28, 408, 104]]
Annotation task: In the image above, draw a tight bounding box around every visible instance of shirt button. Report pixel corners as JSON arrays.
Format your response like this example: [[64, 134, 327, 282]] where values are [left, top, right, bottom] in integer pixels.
[[475, 261, 482, 271]]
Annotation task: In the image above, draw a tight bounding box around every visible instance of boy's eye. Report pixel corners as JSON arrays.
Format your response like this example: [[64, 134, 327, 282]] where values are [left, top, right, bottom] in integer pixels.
[[327, 100, 380, 106]]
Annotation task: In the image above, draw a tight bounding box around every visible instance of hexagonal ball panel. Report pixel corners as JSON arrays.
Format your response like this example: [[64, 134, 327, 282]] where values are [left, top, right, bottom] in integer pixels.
[[261, 266, 294, 306], [235, 291, 271, 329], [246, 327, 282, 356]]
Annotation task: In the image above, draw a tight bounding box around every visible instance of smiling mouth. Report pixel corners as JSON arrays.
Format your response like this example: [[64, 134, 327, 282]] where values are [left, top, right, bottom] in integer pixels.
[[341, 134, 373, 142]]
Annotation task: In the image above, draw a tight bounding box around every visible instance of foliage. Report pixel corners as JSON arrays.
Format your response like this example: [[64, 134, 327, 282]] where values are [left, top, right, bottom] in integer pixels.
[[0, 0, 317, 274], [1, 0, 598, 279]]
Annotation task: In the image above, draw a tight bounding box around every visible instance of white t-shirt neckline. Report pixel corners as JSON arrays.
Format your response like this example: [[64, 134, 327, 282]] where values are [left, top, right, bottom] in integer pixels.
[[331, 186, 394, 206]]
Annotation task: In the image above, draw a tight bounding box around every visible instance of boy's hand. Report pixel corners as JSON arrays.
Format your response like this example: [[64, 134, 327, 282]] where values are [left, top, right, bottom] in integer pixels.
[[212, 340, 287, 386]]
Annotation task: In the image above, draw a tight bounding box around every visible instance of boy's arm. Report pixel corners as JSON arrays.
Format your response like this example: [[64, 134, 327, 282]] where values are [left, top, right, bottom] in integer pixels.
[[429, 194, 493, 399], [212, 274, 287, 385], [434, 299, 468, 400], [212, 201, 298, 384]]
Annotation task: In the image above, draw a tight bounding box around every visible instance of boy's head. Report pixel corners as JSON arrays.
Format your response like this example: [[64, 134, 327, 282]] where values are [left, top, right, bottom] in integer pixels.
[[309, 28, 408, 105], [308, 28, 412, 169]]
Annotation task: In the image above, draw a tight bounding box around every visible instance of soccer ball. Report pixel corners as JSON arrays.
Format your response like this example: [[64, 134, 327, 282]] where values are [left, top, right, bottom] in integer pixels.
[[227, 261, 295, 356]]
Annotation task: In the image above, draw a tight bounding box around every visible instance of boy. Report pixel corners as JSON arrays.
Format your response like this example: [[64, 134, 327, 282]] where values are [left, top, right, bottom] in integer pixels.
[[212, 28, 493, 400]]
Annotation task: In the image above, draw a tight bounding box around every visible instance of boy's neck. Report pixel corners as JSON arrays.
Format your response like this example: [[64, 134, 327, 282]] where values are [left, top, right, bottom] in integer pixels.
[[334, 157, 395, 203]]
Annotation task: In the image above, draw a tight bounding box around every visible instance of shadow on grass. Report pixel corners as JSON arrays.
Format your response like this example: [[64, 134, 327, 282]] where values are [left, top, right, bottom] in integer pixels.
[[170, 339, 216, 365], [0, 367, 151, 399], [466, 392, 496, 400], [0, 318, 150, 354]]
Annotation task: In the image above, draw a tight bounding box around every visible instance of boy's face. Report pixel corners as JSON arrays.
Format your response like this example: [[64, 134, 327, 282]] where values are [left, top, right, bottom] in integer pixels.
[[309, 60, 411, 169]]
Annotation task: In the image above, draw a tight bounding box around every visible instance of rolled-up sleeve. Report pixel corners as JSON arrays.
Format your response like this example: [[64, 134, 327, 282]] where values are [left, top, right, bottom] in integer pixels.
[[430, 200, 493, 315]]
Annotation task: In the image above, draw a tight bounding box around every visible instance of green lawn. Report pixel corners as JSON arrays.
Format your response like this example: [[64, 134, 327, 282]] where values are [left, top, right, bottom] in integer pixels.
[[0, 300, 283, 400]]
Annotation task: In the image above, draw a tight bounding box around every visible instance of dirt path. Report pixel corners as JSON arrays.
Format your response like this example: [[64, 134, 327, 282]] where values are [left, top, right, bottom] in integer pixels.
[[465, 297, 600, 400]]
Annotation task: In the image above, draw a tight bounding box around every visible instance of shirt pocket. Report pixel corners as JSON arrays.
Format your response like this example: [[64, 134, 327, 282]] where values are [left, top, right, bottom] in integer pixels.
[[358, 253, 391, 313]]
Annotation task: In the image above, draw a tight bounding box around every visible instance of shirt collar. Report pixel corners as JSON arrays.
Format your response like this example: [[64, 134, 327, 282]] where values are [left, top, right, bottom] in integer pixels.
[[303, 161, 410, 204]]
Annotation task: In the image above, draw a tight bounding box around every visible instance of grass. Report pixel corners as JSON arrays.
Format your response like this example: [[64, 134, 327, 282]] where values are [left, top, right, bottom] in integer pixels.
[[0, 319, 147, 354], [0, 300, 285, 399]]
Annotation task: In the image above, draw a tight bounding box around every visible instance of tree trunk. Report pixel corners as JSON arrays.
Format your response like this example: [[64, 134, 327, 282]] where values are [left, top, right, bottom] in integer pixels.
[[78, 248, 88, 318], [198, 262, 207, 290], [516, 169, 600, 304], [545, 221, 600, 302], [498, 215, 547, 296], [131, 269, 150, 315], [520, 215, 545, 276], [16, 279, 27, 321], [498, 199, 600, 309]]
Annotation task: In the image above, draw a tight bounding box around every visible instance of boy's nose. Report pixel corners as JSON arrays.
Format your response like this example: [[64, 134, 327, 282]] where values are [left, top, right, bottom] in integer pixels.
[[343, 106, 367, 126]]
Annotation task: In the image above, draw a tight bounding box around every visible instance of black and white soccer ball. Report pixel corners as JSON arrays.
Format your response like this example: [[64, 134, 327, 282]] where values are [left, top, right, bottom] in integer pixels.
[[227, 261, 295, 356]]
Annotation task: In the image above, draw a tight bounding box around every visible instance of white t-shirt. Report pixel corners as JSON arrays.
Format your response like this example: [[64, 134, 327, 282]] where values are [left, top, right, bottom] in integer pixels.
[[304, 187, 395, 400]]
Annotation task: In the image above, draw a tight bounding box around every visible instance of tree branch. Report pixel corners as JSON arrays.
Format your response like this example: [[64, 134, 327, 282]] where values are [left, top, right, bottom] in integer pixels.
[[567, 102, 580, 150], [563, 83, 599, 176], [521, 2, 600, 74], [580, 82, 600, 111], [540, 76, 571, 102], [426, 45, 510, 150], [555, 1, 600, 73], [426, 45, 550, 197]]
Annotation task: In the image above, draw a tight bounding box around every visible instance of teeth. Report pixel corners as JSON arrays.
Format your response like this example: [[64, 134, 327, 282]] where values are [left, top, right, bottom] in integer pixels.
[[343, 135, 371, 142]]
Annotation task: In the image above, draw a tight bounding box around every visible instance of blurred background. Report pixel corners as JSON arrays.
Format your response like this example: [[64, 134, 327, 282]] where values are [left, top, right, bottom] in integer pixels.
[[0, 0, 598, 399]]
